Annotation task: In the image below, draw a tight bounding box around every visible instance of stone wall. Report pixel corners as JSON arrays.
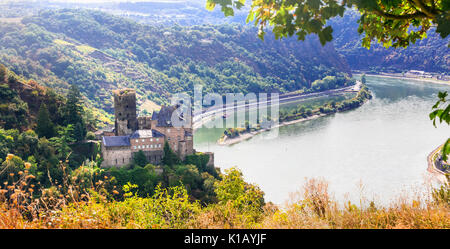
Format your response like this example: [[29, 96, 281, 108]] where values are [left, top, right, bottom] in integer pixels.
[[114, 89, 138, 136], [101, 146, 132, 168]]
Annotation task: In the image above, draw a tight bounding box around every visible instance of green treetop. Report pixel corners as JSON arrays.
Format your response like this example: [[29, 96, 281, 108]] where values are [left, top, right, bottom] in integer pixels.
[[207, 0, 449, 48], [36, 103, 55, 139]]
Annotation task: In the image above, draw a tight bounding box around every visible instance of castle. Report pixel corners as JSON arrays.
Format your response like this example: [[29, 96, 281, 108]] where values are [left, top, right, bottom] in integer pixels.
[[101, 89, 194, 167]]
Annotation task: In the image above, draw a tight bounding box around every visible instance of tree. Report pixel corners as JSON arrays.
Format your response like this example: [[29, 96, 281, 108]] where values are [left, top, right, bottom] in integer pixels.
[[430, 91, 450, 161], [133, 150, 148, 167], [36, 103, 55, 139], [162, 141, 180, 166], [0, 64, 6, 82], [214, 167, 265, 223], [361, 74, 367, 84], [49, 125, 75, 160], [207, 0, 449, 48], [63, 85, 86, 141]]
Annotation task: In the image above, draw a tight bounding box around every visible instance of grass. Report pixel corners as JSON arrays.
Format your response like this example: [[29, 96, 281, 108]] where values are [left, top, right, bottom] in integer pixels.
[[53, 39, 96, 55], [140, 99, 161, 114], [53, 39, 75, 46], [0, 156, 449, 229], [76, 45, 96, 55]]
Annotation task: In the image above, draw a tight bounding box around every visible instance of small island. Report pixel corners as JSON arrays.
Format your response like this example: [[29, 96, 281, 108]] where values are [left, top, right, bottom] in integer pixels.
[[218, 82, 372, 146]]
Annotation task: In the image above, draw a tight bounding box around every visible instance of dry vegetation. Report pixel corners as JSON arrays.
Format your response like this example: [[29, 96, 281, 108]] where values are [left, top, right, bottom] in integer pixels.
[[0, 154, 449, 229]]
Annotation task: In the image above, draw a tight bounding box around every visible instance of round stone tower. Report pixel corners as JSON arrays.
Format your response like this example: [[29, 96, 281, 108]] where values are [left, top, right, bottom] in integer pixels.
[[113, 88, 138, 136]]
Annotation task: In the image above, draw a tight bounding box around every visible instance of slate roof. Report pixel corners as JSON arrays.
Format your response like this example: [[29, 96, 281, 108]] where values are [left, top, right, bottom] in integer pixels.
[[153, 105, 192, 127], [130, 129, 165, 139], [155, 105, 178, 127], [102, 136, 130, 147]]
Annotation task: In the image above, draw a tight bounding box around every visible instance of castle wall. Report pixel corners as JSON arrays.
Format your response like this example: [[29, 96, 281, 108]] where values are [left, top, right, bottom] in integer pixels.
[[101, 146, 132, 168], [130, 136, 165, 164], [153, 127, 185, 153], [137, 116, 154, 130]]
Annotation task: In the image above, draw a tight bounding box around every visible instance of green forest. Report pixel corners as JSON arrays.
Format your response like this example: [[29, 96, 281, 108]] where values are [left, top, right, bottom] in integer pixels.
[[0, 8, 352, 123], [329, 10, 450, 73]]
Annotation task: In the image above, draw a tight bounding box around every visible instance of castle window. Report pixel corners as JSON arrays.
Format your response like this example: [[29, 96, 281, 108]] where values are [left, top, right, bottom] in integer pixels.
[[151, 144, 153, 148], [167, 129, 171, 133], [156, 138, 159, 142], [138, 145, 141, 149], [142, 139, 145, 142], [136, 139, 139, 143], [115, 159, 117, 165], [150, 138, 153, 142], [134, 146, 136, 149], [159, 144, 161, 148]]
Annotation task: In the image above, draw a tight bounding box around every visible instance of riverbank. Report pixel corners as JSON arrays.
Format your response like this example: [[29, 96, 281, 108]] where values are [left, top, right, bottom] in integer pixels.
[[356, 72, 450, 86], [218, 113, 327, 146], [427, 144, 449, 183], [218, 84, 372, 146]]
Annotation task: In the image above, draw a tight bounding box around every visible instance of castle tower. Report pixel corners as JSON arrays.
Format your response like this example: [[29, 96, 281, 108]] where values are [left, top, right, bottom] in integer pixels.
[[113, 89, 138, 136]]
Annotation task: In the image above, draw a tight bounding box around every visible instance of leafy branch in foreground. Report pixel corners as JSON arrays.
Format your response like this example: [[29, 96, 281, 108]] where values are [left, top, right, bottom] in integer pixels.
[[206, 0, 449, 48], [430, 91, 450, 161]]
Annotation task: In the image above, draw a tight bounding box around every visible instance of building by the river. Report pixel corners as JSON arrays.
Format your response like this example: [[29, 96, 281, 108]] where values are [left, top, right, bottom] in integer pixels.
[[100, 88, 198, 167]]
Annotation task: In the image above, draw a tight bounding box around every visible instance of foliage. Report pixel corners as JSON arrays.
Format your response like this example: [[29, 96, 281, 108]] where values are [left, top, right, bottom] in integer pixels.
[[162, 141, 180, 166], [328, 10, 449, 73], [212, 167, 265, 226], [106, 165, 161, 198], [0, 9, 352, 117], [0, 155, 449, 229], [133, 150, 148, 167], [36, 103, 55, 138], [207, 0, 450, 48], [430, 91, 450, 161], [63, 85, 86, 142], [49, 125, 76, 160]]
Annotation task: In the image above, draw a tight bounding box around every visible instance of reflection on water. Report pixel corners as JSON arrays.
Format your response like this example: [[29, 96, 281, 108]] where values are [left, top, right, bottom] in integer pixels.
[[194, 76, 450, 205]]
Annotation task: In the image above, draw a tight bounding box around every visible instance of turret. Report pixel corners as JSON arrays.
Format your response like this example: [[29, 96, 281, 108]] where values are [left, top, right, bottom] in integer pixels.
[[113, 88, 138, 136]]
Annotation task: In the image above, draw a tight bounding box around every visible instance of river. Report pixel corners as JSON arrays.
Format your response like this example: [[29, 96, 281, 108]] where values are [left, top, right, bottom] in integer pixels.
[[194, 75, 450, 206]]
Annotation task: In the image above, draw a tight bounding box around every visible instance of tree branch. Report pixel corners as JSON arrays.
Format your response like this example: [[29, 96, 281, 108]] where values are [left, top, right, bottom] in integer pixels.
[[373, 9, 428, 20], [412, 0, 437, 18]]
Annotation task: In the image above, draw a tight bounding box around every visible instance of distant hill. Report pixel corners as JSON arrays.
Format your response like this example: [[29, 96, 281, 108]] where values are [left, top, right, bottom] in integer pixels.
[[329, 10, 450, 74], [0, 9, 351, 117]]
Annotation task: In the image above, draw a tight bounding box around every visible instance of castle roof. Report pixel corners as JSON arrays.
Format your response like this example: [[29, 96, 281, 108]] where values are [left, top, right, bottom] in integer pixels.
[[130, 129, 165, 139], [153, 105, 192, 128], [102, 136, 130, 147], [155, 105, 178, 127]]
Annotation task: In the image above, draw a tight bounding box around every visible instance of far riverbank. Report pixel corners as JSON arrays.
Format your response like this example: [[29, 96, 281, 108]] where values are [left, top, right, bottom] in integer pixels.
[[355, 72, 450, 86], [218, 113, 327, 146], [218, 83, 372, 146]]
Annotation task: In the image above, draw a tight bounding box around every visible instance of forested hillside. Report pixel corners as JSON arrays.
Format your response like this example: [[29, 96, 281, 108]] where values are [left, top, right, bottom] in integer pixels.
[[0, 9, 351, 117], [329, 10, 450, 73]]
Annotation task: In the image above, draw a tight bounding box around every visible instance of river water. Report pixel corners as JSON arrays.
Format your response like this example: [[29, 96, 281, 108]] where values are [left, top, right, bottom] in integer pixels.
[[194, 75, 450, 205]]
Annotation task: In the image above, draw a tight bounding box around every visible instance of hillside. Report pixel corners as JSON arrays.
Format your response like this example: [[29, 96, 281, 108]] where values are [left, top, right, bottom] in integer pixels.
[[0, 9, 351, 118], [329, 10, 450, 73], [0, 64, 66, 131]]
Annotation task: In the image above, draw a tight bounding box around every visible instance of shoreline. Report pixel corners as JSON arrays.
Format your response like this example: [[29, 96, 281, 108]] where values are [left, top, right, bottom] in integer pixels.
[[356, 73, 450, 86], [217, 84, 371, 146], [427, 144, 449, 183]]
